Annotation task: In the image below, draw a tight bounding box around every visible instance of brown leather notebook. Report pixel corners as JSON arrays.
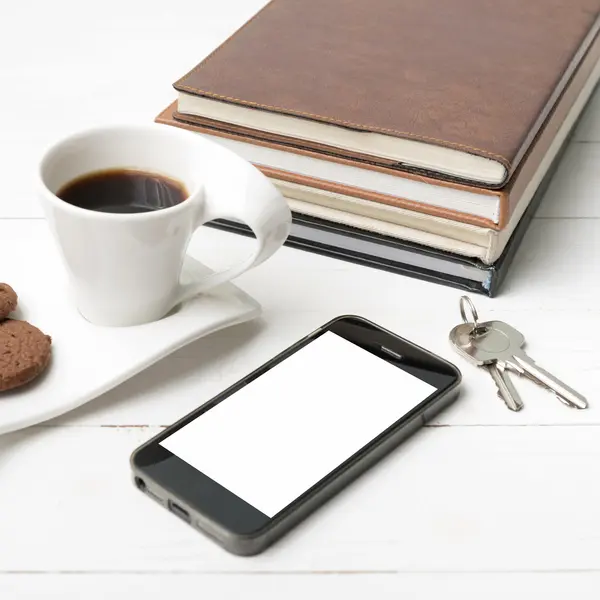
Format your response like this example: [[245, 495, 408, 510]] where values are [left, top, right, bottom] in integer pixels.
[[159, 12, 600, 232], [173, 0, 600, 189]]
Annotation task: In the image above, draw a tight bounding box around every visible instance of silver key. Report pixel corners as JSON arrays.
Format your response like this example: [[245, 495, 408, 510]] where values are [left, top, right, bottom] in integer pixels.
[[486, 362, 524, 412], [449, 321, 524, 411], [460, 319, 587, 410], [451, 296, 588, 409]]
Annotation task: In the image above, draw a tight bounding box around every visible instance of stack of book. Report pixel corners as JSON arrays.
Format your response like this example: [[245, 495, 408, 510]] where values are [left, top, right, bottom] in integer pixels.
[[157, 0, 600, 295]]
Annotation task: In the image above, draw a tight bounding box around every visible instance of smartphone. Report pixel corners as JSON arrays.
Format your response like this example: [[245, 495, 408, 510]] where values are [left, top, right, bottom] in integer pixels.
[[130, 315, 461, 556]]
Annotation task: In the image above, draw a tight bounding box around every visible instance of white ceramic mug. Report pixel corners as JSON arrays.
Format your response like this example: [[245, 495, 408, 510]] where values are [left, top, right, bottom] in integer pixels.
[[37, 124, 291, 326]]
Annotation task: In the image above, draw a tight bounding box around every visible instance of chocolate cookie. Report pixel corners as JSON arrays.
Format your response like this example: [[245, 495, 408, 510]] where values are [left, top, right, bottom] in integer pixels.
[[0, 320, 52, 392], [0, 283, 17, 320]]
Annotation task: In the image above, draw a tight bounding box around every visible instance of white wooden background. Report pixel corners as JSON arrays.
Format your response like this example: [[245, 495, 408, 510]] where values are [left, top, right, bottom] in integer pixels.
[[2, 1, 600, 598]]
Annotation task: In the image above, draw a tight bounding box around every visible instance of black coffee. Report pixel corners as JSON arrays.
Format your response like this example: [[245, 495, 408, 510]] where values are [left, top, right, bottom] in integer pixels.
[[57, 169, 188, 214]]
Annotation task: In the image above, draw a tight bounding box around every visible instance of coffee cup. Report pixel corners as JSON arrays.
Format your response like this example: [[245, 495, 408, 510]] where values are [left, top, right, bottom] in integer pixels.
[[37, 123, 291, 326]]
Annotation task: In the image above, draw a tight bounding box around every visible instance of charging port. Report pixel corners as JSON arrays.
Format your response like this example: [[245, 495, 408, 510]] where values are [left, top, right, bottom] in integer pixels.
[[168, 500, 191, 522]]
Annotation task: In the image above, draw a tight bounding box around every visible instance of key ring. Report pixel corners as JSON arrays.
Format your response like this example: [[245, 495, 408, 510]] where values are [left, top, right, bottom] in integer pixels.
[[459, 296, 487, 336]]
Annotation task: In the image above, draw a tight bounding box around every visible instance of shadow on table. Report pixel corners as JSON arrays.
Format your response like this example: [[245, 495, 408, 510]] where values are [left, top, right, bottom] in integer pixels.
[[500, 217, 594, 297]]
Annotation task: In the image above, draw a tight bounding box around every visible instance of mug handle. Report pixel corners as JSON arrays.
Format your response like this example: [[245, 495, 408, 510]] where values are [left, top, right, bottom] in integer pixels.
[[175, 139, 291, 305]]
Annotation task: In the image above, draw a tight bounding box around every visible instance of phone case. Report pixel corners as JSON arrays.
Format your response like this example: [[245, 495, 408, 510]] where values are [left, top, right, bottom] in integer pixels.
[[131, 316, 462, 555]]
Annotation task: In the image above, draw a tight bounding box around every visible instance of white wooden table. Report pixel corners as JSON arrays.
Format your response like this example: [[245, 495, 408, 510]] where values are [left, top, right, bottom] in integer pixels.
[[2, 2, 600, 597]]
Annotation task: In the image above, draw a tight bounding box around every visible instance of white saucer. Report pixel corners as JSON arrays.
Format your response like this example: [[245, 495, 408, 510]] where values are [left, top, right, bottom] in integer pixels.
[[0, 222, 261, 435]]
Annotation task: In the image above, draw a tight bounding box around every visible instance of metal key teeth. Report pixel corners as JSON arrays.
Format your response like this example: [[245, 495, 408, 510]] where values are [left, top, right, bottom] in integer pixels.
[[487, 362, 523, 412]]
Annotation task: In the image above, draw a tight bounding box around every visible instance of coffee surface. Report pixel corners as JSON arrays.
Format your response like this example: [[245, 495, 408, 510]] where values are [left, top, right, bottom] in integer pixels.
[[57, 169, 187, 214]]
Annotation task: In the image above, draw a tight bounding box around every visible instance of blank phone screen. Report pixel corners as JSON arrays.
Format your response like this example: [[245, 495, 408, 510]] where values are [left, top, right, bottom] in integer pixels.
[[160, 331, 436, 518]]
